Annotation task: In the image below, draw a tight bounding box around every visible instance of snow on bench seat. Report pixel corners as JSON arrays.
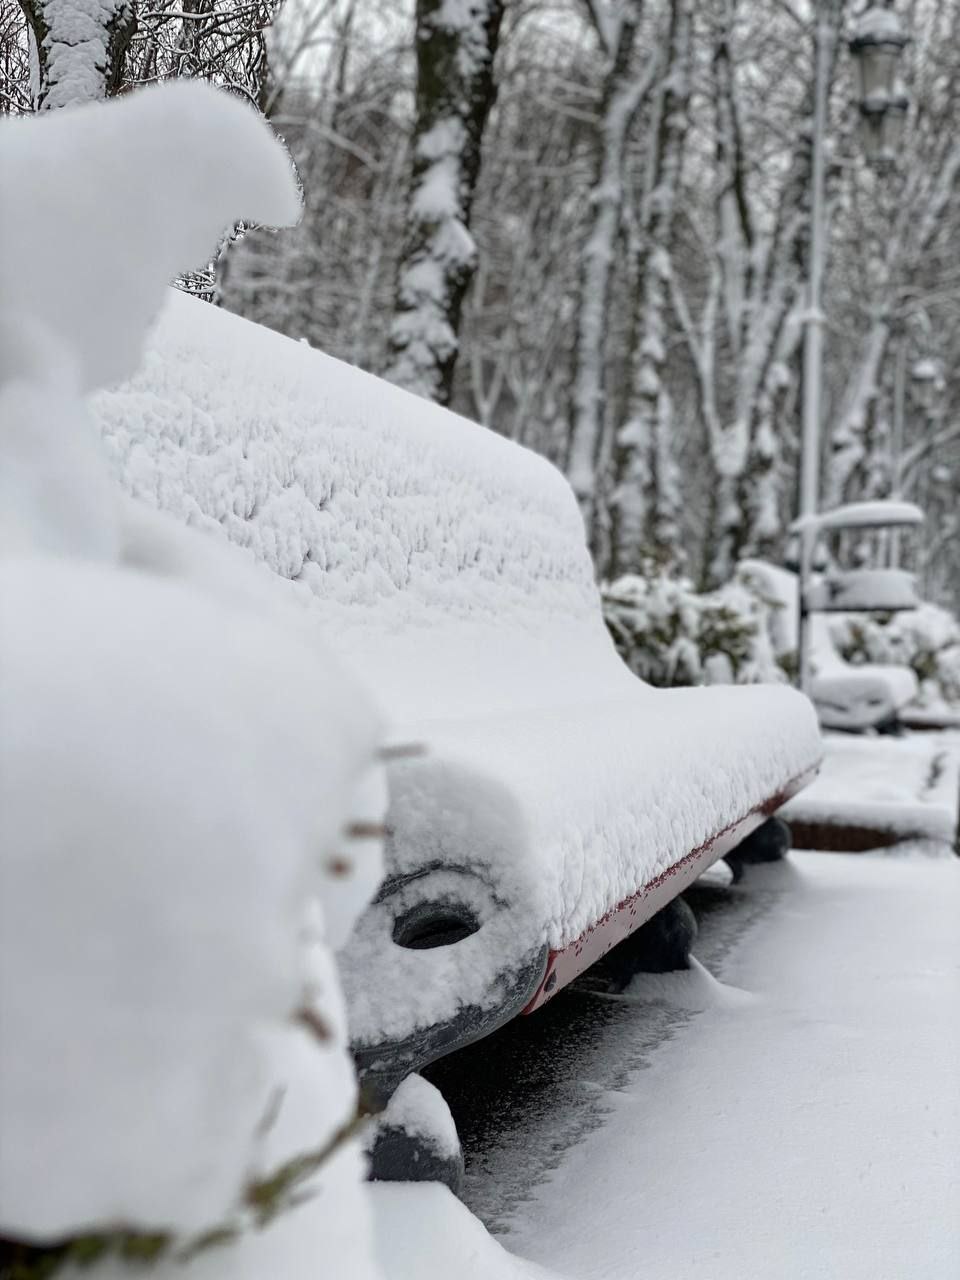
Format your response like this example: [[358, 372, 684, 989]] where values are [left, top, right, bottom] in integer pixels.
[[781, 733, 960, 851], [739, 559, 918, 732], [94, 291, 820, 1040]]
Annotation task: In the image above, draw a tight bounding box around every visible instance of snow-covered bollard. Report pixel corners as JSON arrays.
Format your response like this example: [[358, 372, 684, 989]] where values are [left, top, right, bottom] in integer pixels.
[[365, 1074, 465, 1197], [0, 82, 387, 1278]]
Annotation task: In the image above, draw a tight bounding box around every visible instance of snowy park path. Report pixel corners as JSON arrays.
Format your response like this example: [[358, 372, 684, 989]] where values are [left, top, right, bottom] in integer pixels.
[[498, 851, 960, 1279]]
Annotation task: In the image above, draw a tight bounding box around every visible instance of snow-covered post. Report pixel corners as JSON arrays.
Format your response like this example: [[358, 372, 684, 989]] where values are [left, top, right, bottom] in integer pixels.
[[797, 10, 832, 698], [384, 0, 505, 406], [19, 0, 137, 110], [607, 0, 690, 579], [566, 0, 648, 547]]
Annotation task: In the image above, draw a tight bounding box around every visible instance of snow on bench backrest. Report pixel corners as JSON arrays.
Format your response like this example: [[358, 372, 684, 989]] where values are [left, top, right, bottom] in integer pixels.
[[94, 291, 632, 723]]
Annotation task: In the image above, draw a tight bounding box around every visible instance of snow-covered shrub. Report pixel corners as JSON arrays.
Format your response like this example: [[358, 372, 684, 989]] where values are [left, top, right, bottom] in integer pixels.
[[603, 567, 787, 688], [0, 81, 387, 1280], [830, 604, 960, 709]]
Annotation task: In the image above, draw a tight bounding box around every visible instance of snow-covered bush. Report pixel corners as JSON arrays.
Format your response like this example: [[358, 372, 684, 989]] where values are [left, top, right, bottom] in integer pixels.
[[603, 567, 787, 688], [0, 81, 387, 1280], [830, 604, 960, 709]]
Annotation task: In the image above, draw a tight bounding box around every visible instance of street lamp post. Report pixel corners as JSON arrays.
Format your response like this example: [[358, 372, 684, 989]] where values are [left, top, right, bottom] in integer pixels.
[[797, 11, 833, 697], [796, 0, 910, 698]]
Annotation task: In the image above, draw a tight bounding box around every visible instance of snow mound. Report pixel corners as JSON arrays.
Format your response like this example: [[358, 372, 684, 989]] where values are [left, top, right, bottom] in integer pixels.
[[739, 560, 918, 730], [0, 80, 300, 392], [624, 956, 756, 1012], [370, 1074, 461, 1162], [0, 82, 381, 1274], [0, 555, 383, 1238], [371, 1184, 559, 1280]]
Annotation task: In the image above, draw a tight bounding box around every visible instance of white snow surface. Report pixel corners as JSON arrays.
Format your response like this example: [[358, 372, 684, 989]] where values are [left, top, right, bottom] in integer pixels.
[[791, 499, 924, 533], [367, 1073, 461, 1161], [0, 555, 384, 1236], [94, 292, 821, 1040], [0, 83, 382, 1272], [371, 1184, 558, 1280], [0, 80, 300, 392], [780, 731, 960, 844], [505, 851, 960, 1278], [37, 0, 127, 110], [739, 561, 918, 730], [67, 1145, 382, 1280], [806, 567, 919, 613]]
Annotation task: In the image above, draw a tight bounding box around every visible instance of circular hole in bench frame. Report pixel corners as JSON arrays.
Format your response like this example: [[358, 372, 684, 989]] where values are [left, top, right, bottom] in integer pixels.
[[392, 900, 481, 950]]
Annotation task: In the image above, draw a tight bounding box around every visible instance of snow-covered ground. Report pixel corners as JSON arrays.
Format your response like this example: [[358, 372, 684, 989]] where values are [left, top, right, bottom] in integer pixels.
[[483, 848, 960, 1279], [378, 731, 959, 1278]]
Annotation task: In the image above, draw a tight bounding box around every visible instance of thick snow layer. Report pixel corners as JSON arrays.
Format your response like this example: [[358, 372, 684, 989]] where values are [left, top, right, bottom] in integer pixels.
[[0, 82, 381, 1269], [737, 557, 798, 657], [37, 0, 128, 110], [71, 1145, 382, 1280], [738, 561, 918, 729], [779, 732, 960, 844], [94, 292, 821, 1043], [853, 4, 909, 44], [806, 567, 919, 613], [791, 499, 923, 533], [345, 688, 820, 1043], [505, 852, 960, 1279], [0, 555, 383, 1238], [371, 1184, 557, 1280], [809, 617, 918, 730], [367, 1074, 461, 1161], [94, 289, 600, 722], [0, 81, 299, 392]]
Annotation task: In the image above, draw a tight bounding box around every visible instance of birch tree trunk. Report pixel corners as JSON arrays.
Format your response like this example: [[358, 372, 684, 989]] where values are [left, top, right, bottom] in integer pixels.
[[607, 0, 690, 579], [384, 0, 504, 406], [566, 0, 647, 546], [20, 0, 136, 110]]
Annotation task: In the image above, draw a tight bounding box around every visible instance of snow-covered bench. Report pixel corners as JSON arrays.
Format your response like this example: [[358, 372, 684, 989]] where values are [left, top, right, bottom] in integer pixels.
[[95, 292, 821, 1102], [739, 560, 918, 733]]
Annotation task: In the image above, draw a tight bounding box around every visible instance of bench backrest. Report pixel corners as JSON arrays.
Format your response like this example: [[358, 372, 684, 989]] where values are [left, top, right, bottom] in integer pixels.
[[93, 291, 632, 723]]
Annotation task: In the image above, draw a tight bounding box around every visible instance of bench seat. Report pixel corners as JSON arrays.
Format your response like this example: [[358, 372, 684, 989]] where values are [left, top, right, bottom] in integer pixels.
[[739, 559, 918, 732], [94, 292, 821, 1074], [342, 686, 816, 1046]]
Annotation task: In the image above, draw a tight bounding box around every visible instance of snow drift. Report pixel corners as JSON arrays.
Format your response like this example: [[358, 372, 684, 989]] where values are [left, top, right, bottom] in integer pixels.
[[0, 81, 386, 1280]]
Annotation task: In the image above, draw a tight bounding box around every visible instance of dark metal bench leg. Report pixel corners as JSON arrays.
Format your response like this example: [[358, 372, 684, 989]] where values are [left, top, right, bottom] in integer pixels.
[[366, 1076, 465, 1197], [596, 895, 699, 992], [724, 816, 792, 883]]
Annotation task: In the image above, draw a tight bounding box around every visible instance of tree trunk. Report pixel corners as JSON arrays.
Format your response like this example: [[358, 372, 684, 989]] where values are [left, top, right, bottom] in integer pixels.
[[566, 0, 647, 546], [607, 0, 690, 579], [20, 0, 136, 110], [384, 0, 505, 406]]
